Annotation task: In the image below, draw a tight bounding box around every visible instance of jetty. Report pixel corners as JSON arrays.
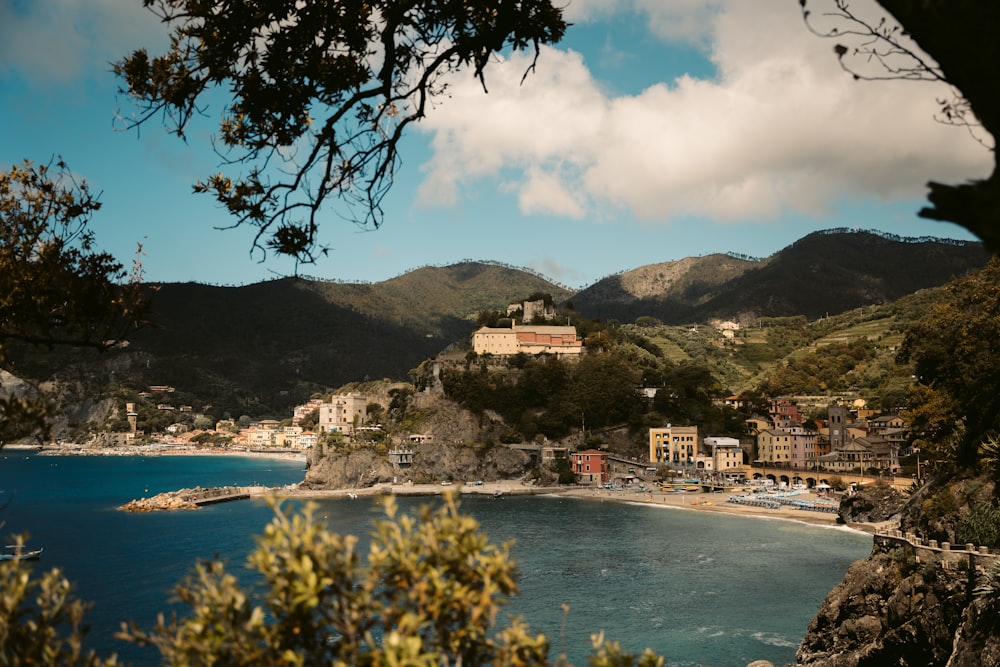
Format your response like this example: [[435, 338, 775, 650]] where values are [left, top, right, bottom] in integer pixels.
[[119, 485, 270, 512]]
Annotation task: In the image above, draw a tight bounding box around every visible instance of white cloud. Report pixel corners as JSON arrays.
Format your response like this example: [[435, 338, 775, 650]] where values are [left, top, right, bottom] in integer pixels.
[[516, 166, 587, 218], [415, 0, 991, 226]]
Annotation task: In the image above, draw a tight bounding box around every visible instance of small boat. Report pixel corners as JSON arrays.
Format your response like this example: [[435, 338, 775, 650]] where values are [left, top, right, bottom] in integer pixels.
[[0, 545, 43, 562]]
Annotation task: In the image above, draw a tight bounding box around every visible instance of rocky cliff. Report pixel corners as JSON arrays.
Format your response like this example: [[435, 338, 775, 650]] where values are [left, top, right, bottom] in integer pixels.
[[796, 478, 1000, 666], [300, 441, 533, 490], [300, 392, 534, 490]]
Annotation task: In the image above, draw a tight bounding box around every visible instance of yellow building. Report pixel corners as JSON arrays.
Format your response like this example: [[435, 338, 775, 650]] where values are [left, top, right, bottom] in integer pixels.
[[648, 425, 699, 466], [756, 429, 791, 465]]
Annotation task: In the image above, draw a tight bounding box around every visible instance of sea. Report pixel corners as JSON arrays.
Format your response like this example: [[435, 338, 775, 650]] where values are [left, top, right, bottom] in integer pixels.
[[0, 451, 870, 667]]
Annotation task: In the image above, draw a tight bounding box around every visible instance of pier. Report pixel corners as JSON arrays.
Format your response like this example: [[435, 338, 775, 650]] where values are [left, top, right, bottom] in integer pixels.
[[119, 485, 268, 512]]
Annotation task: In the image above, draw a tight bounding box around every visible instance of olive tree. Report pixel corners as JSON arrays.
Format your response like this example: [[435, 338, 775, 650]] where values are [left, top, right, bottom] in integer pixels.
[[803, 0, 1000, 251], [115, 0, 567, 269], [0, 159, 147, 444]]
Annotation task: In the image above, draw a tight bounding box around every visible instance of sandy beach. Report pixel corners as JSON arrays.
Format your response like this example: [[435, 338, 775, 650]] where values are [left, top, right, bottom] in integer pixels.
[[279, 479, 878, 532], [19, 443, 308, 463]]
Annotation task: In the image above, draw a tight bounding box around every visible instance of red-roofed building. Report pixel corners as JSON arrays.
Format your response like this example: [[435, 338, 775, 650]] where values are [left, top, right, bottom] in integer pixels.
[[571, 449, 609, 484]]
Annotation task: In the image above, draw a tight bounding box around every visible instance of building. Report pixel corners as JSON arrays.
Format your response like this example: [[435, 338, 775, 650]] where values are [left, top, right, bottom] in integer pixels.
[[571, 449, 609, 484], [787, 426, 818, 468], [472, 325, 583, 357], [318, 393, 368, 434], [744, 417, 770, 437], [817, 439, 875, 472], [769, 398, 803, 426], [292, 398, 324, 425], [856, 436, 899, 473], [704, 436, 745, 474], [756, 429, 791, 466], [388, 446, 415, 468], [756, 425, 819, 469], [506, 298, 558, 323], [245, 423, 277, 449], [648, 425, 699, 466], [275, 426, 303, 448], [827, 404, 849, 450]]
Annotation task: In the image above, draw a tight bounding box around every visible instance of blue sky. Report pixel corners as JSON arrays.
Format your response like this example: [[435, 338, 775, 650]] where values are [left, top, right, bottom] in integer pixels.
[[0, 0, 991, 289]]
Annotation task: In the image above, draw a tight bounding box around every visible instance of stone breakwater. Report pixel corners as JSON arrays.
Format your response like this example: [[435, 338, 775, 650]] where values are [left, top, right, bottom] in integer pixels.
[[119, 485, 276, 512]]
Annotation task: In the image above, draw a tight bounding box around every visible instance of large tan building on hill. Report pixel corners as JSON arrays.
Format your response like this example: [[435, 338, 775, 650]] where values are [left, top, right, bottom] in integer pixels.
[[472, 325, 583, 357], [319, 393, 368, 434]]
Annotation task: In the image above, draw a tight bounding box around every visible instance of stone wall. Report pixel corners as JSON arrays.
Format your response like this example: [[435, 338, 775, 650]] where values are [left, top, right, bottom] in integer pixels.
[[873, 528, 999, 582]]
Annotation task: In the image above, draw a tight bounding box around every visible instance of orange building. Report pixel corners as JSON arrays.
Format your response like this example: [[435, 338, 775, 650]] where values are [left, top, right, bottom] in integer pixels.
[[571, 449, 609, 484]]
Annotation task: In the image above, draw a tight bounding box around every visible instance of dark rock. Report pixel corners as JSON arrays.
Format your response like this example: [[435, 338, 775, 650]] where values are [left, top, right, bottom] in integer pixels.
[[838, 484, 908, 524]]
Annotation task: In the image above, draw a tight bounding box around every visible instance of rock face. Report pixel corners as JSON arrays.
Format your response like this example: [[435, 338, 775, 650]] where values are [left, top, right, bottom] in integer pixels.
[[797, 476, 1000, 666], [300, 394, 533, 490], [301, 442, 532, 490], [301, 448, 397, 489], [838, 484, 908, 525], [797, 549, 965, 666]]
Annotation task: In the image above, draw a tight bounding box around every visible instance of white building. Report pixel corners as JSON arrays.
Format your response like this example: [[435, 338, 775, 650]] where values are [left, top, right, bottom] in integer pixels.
[[704, 436, 745, 473]]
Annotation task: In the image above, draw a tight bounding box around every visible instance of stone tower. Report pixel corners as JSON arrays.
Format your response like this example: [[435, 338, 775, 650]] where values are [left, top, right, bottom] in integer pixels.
[[827, 404, 848, 450], [126, 402, 138, 434]]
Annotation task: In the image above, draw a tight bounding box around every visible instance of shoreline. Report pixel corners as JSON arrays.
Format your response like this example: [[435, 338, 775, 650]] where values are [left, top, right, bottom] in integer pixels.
[[20, 444, 880, 533], [8, 443, 307, 464], [275, 481, 884, 534]]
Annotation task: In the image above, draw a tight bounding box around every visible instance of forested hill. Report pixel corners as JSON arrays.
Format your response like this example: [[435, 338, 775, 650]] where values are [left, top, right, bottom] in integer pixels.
[[569, 229, 991, 323], [109, 263, 574, 414], [7, 230, 989, 419]]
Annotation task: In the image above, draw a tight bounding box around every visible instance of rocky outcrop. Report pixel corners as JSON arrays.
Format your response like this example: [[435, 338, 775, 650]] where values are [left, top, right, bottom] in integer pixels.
[[797, 549, 968, 666], [797, 474, 1000, 666], [300, 393, 534, 490], [301, 448, 397, 489], [300, 442, 532, 490], [838, 484, 908, 525]]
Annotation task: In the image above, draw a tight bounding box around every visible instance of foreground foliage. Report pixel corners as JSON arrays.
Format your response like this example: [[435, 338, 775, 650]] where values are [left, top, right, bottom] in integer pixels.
[[899, 258, 1000, 470], [2, 497, 664, 666], [0, 539, 118, 666], [0, 159, 147, 443], [115, 0, 567, 268]]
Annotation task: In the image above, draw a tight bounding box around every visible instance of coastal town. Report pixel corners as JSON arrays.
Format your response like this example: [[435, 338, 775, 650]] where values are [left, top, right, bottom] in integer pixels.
[[47, 299, 915, 520]]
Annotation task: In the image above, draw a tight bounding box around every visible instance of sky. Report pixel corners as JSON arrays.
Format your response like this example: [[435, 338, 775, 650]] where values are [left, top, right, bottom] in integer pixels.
[[0, 0, 992, 289]]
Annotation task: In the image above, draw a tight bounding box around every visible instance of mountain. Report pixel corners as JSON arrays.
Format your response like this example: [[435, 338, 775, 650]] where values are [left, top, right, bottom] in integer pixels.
[[569, 229, 991, 323], [112, 263, 573, 414], [5, 230, 990, 421]]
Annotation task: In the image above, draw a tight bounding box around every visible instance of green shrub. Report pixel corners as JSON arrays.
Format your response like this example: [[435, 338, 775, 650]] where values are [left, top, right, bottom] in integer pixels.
[[0, 537, 116, 666], [922, 488, 960, 520], [956, 501, 1000, 548]]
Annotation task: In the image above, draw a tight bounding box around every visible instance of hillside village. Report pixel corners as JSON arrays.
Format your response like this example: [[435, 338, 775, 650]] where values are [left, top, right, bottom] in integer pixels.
[[66, 296, 913, 492]]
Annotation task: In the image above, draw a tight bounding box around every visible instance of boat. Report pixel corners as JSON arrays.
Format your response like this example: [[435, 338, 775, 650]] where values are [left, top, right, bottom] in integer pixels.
[[0, 545, 43, 562]]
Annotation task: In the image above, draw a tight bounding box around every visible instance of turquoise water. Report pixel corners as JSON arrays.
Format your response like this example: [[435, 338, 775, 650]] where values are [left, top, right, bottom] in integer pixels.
[[0, 452, 870, 666]]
